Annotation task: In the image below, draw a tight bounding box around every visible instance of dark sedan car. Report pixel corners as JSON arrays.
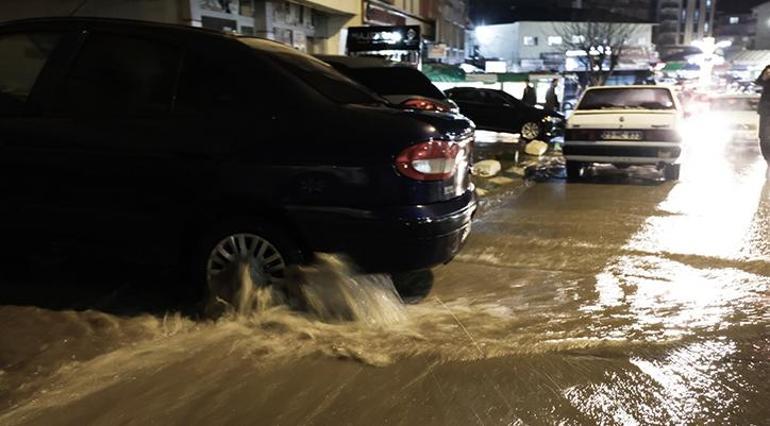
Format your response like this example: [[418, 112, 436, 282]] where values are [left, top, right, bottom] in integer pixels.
[[316, 55, 458, 113], [0, 18, 476, 307], [445, 87, 564, 140]]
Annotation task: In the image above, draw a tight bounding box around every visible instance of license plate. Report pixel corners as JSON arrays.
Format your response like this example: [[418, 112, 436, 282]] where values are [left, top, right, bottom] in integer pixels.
[[601, 131, 643, 141]]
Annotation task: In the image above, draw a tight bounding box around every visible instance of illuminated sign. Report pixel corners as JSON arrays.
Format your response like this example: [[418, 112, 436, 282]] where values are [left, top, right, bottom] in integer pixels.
[[347, 26, 421, 52]]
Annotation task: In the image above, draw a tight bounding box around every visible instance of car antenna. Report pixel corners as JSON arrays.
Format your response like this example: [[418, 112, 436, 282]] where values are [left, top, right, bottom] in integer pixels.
[[68, 0, 89, 16]]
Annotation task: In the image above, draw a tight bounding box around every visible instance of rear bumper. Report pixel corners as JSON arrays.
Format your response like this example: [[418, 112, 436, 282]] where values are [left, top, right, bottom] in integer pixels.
[[287, 190, 477, 272], [564, 140, 681, 164]]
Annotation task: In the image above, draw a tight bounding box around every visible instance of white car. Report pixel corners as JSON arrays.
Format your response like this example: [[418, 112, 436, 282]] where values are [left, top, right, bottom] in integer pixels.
[[564, 85, 684, 180], [709, 94, 759, 142]]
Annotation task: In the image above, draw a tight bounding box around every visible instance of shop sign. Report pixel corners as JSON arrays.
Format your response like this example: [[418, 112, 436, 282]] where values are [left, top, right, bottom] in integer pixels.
[[201, 15, 238, 32], [347, 25, 421, 52], [365, 3, 406, 26], [428, 44, 448, 59]]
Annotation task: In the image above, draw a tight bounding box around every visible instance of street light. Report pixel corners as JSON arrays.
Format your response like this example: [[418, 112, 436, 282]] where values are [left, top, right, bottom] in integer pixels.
[[690, 37, 732, 88]]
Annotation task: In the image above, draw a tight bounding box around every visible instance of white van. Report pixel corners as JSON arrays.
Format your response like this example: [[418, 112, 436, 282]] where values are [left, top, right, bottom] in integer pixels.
[[564, 85, 684, 180]]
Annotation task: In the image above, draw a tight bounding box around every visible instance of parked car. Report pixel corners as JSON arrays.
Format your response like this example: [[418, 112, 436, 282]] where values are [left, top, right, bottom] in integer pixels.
[[709, 94, 760, 142], [564, 85, 684, 180], [315, 55, 458, 113], [0, 18, 476, 306], [444, 87, 564, 140]]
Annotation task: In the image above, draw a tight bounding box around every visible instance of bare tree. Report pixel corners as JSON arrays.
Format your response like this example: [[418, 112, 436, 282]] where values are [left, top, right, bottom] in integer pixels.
[[555, 21, 640, 86]]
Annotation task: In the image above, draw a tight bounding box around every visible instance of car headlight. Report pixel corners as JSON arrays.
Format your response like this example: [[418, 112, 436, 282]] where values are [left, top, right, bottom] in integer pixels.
[[543, 116, 564, 123]]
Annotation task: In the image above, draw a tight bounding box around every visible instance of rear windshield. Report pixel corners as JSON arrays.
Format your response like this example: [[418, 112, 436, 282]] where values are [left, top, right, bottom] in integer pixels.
[[238, 38, 381, 105], [578, 88, 676, 110], [711, 97, 759, 111], [338, 66, 446, 99]]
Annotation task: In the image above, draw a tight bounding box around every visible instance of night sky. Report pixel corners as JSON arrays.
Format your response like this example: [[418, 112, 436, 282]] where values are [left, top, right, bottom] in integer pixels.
[[719, 0, 767, 14], [470, 0, 770, 25]]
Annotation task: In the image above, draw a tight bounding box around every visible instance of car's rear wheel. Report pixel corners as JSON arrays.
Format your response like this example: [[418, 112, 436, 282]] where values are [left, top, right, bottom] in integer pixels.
[[192, 221, 302, 316], [566, 161, 585, 180], [664, 163, 681, 181], [521, 121, 541, 140]]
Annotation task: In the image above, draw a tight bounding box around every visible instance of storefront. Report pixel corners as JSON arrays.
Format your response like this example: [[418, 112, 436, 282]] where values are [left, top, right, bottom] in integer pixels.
[[346, 25, 422, 64], [191, 0, 359, 54]]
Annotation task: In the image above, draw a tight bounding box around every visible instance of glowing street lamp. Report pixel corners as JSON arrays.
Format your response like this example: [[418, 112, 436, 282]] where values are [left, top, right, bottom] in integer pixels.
[[690, 37, 732, 87]]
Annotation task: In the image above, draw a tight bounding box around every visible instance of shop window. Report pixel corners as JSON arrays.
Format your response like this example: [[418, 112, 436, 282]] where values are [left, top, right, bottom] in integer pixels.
[[56, 33, 180, 115], [729, 16, 740, 24], [0, 32, 61, 115], [523, 36, 538, 46], [547, 36, 562, 46], [239, 0, 254, 17]]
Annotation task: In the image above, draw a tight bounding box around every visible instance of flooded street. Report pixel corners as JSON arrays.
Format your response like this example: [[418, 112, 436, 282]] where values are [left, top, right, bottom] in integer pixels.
[[1, 128, 769, 425]]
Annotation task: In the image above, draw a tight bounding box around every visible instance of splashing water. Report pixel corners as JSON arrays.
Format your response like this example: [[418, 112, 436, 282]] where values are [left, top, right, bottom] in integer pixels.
[[291, 254, 407, 326], [208, 253, 407, 326]]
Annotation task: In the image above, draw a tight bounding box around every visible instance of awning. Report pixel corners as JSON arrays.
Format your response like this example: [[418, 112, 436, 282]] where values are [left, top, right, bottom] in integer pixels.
[[661, 62, 686, 71], [496, 73, 530, 82], [422, 64, 466, 82], [728, 50, 770, 66]]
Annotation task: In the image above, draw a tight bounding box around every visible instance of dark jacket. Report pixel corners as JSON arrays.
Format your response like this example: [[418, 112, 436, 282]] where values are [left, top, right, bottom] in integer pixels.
[[522, 84, 537, 106], [545, 86, 559, 111], [755, 65, 770, 115]]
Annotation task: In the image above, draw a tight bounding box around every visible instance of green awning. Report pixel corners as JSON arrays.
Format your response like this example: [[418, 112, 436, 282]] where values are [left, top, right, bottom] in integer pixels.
[[495, 73, 530, 82], [422, 64, 466, 82], [661, 62, 686, 71]]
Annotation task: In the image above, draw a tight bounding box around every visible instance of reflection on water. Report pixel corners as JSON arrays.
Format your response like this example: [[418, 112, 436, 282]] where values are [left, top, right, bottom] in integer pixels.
[[1, 116, 770, 424]]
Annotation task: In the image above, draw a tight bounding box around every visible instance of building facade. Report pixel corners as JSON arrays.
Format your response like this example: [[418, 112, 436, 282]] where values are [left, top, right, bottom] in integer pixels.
[[754, 2, 770, 50], [0, 0, 467, 60], [0, 0, 361, 54], [714, 12, 756, 51], [475, 21, 655, 72], [656, 0, 717, 51], [361, 0, 467, 64]]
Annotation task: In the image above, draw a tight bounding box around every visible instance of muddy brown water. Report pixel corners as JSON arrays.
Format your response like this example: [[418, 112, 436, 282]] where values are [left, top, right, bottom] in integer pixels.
[[1, 125, 769, 425]]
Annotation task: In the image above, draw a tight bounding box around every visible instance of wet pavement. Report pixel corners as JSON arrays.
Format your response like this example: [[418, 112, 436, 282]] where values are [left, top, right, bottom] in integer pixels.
[[1, 121, 769, 425]]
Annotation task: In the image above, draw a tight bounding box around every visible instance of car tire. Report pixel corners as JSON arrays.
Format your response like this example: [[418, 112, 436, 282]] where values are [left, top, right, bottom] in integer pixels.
[[664, 163, 681, 181], [391, 269, 434, 304], [566, 161, 585, 180], [520, 121, 542, 141], [189, 219, 303, 317]]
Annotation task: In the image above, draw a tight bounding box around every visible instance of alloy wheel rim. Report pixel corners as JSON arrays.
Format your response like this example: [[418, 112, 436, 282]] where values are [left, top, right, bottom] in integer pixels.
[[206, 233, 286, 285], [522, 122, 540, 140]]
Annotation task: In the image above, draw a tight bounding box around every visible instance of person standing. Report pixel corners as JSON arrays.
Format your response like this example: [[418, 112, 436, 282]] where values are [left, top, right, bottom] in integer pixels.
[[545, 78, 560, 112], [522, 78, 537, 106], [755, 65, 770, 165]]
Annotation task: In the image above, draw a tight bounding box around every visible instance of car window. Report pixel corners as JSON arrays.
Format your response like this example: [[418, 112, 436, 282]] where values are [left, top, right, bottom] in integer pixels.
[[497, 91, 524, 107], [238, 38, 380, 105], [450, 90, 479, 102], [341, 67, 446, 99], [175, 50, 267, 115], [56, 33, 181, 115], [484, 91, 510, 106], [0, 32, 61, 115], [578, 88, 676, 110]]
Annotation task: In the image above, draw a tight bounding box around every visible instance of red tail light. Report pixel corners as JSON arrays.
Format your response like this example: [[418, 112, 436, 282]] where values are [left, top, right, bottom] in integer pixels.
[[401, 98, 449, 112], [395, 141, 463, 181]]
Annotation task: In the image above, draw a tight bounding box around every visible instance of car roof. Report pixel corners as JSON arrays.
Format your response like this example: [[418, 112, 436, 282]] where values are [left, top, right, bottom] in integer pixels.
[[1, 16, 216, 34], [447, 87, 499, 92], [584, 85, 673, 91], [0, 17, 302, 57], [314, 55, 400, 68]]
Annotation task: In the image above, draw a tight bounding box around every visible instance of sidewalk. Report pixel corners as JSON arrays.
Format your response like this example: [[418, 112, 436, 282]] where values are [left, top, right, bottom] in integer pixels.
[[472, 132, 565, 214]]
